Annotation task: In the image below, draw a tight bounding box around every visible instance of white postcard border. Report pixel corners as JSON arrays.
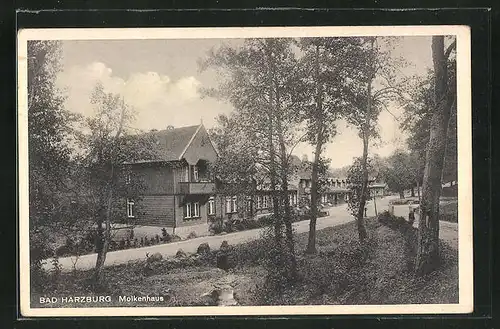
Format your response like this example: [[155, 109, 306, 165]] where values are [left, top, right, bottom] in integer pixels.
[[17, 25, 473, 317]]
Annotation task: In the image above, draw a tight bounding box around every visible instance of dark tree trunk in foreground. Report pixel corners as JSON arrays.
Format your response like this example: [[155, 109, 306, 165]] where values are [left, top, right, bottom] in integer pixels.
[[93, 188, 112, 286], [92, 97, 126, 286], [415, 36, 455, 276], [306, 44, 325, 254], [399, 191, 405, 199], [279, 133, 298, 281], [306, 137, 322, 254], [356, 132, 369, 242], [355, 37, 376, 243]]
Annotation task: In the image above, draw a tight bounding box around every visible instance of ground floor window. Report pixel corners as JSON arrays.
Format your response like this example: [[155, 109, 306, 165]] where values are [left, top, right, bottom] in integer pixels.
[[208, 197, 215, 215], [126, 199, 135, 218], [225, 196, 237, 213], [262, 195, 269, 209], [184, 201, 200, 219]]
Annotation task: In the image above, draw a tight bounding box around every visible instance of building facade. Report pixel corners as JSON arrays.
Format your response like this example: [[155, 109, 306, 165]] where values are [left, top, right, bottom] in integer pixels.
[[124, 124, 299, 231], [123, 124, 218, 230]]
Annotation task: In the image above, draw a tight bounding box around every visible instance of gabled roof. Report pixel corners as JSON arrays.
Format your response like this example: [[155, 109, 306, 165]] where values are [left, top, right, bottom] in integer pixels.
[[139, 124, 202, 162]]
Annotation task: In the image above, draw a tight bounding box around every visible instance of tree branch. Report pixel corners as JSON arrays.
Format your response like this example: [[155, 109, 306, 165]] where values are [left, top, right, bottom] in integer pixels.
[[444, 40, 457, 60]]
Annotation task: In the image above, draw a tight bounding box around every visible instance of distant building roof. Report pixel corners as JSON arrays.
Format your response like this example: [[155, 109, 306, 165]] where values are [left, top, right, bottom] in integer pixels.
[[324, 187, 350, 193], [369, 183, 387, 189], [150, 125, 201, 161]]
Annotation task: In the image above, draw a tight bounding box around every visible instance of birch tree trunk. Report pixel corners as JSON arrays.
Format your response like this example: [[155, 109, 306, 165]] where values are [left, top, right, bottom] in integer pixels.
[[356, 131, 369, 242], [415, 36, 455, 276], [93, 98, 126, 286], [355, 37, 375, 243], [93, 187, 113, 285], [306, 44, 324, 254]]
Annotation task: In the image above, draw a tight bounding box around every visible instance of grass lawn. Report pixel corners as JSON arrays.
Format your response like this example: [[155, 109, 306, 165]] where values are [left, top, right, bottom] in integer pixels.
[[31, 218, 458, 308]]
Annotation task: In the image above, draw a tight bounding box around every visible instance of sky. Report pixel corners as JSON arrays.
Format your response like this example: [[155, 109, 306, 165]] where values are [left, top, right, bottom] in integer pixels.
[[56, 36, 433, 169]]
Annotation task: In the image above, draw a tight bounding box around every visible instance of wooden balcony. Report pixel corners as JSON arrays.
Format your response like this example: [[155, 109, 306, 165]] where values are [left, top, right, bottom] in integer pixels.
[[177, 181, 215, 195]]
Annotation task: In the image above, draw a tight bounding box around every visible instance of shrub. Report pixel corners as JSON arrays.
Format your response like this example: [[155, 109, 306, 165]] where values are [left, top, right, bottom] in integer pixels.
[[187, 231, 198, 239], [155, 234, 160, 244], [55, 244, 71, 257], [258, 225, 297, 292], [109, 240, 118, 251], [140, 237, 144, 246], [144, 236, 149, 246], [129, 229, 135, 240], [220, 240, 230, 252], [50, 254, 62, 285], [440, 213, 458, 223], [133, 238, 138, 247], [171, 235, 182, 242], [119, 238, 125, 250], [377, 210, 392, 224], [243, 219, 260, 230], [161, 228, 172, 242], [378, 210, 413, 231], [30, 228, 54, 292], [197, 242, 211, 255], [175, 249, 187, 258], [257, 215, 275, 227], [235, 220, 246, 231], [125, 238, 131, 249], [209, 218, 224, 234], [146, 252, 163, 263], [223, 221, 234, 233]]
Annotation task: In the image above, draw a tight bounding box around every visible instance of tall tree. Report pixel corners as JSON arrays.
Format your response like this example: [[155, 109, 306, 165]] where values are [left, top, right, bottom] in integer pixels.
[[75, 83, 157, 286], [414, 36, 456, 276], [27, 41, 78, 288], [382, 150, 416, 199], [200, 38, 305, 281], [299, 37, 364, 254], [28, 41, 75, 226], [402, 64, 457, 189], [343, 37, 409, 242]]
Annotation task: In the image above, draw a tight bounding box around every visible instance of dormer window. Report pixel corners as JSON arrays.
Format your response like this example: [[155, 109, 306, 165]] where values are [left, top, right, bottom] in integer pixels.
[[193, 165, 199, 182]]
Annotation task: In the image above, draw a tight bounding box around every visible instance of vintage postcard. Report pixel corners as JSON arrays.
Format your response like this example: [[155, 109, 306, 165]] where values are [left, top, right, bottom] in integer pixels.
[[18, 26, 473, 317]]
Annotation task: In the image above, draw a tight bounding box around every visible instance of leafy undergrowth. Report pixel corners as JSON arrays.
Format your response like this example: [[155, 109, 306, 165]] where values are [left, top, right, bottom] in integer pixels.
[[31, 218, 458, 308]]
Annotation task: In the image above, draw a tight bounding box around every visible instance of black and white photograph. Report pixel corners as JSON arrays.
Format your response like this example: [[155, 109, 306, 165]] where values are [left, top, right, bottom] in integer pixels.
[[18, 26, 473, 316]]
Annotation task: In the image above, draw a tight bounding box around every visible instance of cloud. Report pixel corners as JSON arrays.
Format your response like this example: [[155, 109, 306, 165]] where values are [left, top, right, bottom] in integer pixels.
[[56, 62, 203, 131]]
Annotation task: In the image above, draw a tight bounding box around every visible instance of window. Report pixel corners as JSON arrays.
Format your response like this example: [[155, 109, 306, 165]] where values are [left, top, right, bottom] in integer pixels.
[[185, 203, 192, 218], [126, 199, 135, 218], [184, 202, 200, 219], [125, 173, 131, 185], [256, 195, 262, 209], [208, 197, 215, 215], [193, 202, 200, 217], [232, 196, 237, 213], [185, 166, 190, 182], [193, 165, 199, 182], [246, 198, 253, 213], [225, 196, 237, 213], [262, 195, 268, 209]]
